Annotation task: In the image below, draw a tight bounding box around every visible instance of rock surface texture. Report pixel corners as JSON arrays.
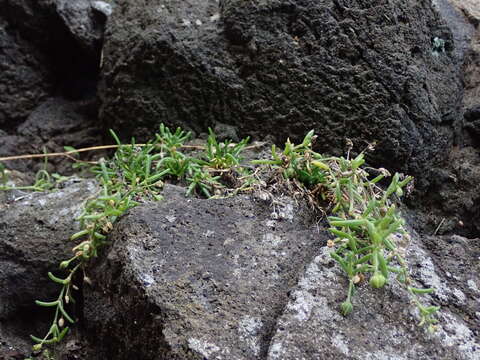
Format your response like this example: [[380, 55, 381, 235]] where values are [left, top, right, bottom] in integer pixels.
[[412, 146, 480, 237], [0, 18, 52, 130], [0, 0, 108, 167], [0, 0, 108, 99], [100, 0, 463, 181], [268, 234, 480, 360], [83, 185, 326, 359], [408, 0, 480, 238], [82, 185, 479, 360], [0, 179, 99, 357], [0, 97, 103, 174], [446, 0, 480, 144]]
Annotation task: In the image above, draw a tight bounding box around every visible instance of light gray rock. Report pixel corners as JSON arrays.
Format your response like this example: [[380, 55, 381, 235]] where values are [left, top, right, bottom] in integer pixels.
[[56, 0, 106, 55], [0, 178, 99, 318], [91, 1, 113, 17], [82, 183, 480, 360], [83, 184, 326, 359], [267, 234, 480, 360]]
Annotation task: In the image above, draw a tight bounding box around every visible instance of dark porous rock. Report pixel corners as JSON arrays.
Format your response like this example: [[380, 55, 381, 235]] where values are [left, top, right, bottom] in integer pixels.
[[0, 97, 103, 175], [443, 0, 480, 145], [83, 184, 327, 359], [0, 18, 52, 130], [409, 0, 480, 239], [0, 0, 106, 102], [409, 146, 480, 238], [465, 105, 480, 141], [100, 0, 463, 183], [267, 234, 480, 360], [0, 178, 99, 356], [1, 0, 106, 58], [433, 0, 476, 60]]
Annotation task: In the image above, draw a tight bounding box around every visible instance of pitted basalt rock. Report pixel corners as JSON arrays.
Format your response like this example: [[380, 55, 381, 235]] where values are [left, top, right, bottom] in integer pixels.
[[0, 18, 52, 130], [100, 0, 463, 185], [83, 184, 326, 359]]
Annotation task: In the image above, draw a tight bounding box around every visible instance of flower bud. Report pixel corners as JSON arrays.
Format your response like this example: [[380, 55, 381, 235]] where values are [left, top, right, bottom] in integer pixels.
[[340, 301, 353, 316], [428, 325, 437, 334], [284, 167, 295, 178], [59, 260, 70, 269], [369, 272, 386, 288], [33, 343, 42, 352], [58, 317, 65, 328]]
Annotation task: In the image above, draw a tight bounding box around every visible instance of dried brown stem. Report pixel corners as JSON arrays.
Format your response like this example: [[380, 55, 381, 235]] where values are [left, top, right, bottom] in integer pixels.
[[0, 143, 262, 163]]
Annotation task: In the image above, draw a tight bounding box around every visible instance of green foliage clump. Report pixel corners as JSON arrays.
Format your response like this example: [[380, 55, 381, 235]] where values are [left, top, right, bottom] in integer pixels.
[[254, 131, 439, 331], [0, 152, 69, 192], [0, 125, 440, 351], [24, 124, 251, 350], [202, 128, 250, 170]]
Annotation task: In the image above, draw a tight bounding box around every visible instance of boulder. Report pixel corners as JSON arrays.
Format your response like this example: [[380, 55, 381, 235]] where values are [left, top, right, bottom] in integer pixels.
[[0, 18, 52, 129], [407, 1, 480, 240], [83, 184, 326, 359], [0, 97, 103, 175], [0, 178, 99, 356], [99, 0, 463, 181], [410, 145, 480, 239], [441, 0, 480, 142], [267, 234, 480, 360], [82, 184, 479, 359], [0, 0, 108, 64], [0, 0, 107, 108]]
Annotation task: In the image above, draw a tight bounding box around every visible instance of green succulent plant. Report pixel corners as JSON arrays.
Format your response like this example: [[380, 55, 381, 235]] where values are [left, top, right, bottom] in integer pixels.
[[0, 125, 439, 352], [254, 131, 439, 329]]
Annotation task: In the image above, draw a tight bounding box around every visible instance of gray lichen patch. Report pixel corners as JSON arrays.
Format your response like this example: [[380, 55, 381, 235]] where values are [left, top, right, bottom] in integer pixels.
[[83, 184, 325, 359]]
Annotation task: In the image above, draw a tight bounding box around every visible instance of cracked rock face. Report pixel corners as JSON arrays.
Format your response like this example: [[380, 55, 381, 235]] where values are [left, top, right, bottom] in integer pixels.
[[100, 0, 463, 184], [83, 185, 479, 359], [83, 184, 327, 359]]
